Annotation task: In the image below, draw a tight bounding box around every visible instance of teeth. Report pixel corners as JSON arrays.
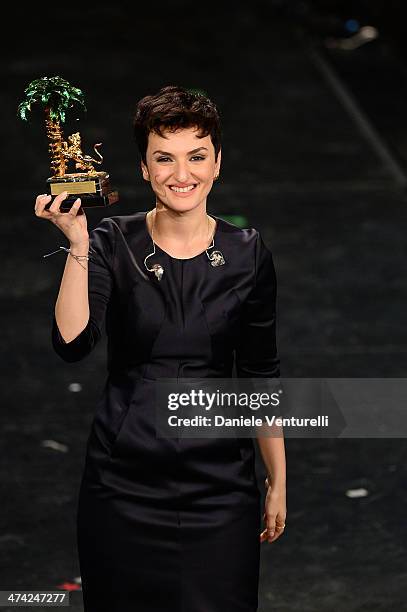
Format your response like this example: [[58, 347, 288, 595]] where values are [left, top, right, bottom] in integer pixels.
[[170, 184, 196, 192]]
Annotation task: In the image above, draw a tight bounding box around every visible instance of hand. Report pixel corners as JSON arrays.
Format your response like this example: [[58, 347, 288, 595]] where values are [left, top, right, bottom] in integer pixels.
[[260, 476, 286, 544], [34, 191, 89, 247]]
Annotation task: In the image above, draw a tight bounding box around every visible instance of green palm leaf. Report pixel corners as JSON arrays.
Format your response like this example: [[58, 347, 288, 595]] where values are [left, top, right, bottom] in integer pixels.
[[17, 75, 87, 123]]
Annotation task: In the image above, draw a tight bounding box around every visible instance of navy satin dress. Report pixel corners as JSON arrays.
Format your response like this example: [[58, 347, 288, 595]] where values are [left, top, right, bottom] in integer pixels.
[[51, 210, 280, 612]]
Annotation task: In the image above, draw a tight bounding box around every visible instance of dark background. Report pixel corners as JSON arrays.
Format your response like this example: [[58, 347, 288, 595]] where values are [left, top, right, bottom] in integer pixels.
[[2, 1, 407, 610]]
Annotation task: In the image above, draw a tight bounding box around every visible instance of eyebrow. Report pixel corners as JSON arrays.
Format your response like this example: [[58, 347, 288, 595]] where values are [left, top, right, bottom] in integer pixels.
[[153, 147, 209, 155]]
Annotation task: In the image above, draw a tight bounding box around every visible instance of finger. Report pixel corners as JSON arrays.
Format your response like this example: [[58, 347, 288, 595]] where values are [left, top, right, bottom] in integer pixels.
[[35, 193, 48, 207], [260, 529, 268, 543], [265, 515, 277, 540], [275, 515, 287, 530], [268, 520, 286, 542], [35, 194, 52, 216], [68, 198, 82, 217], [48, 190, 69, 213], [268, 528, 284, 543], [262, 528, 278, 543]]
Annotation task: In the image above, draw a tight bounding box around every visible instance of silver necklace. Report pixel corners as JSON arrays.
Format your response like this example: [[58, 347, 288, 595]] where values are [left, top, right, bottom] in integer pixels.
[[144, 210, 225, 281]]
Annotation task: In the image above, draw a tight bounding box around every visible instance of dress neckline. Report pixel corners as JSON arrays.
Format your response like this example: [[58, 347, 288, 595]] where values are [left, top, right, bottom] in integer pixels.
[[143, 211, 220, 261]]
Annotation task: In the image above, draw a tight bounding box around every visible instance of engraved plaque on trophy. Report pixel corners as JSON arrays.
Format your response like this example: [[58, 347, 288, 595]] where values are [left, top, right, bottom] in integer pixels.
[[17, 75, 119, 212]]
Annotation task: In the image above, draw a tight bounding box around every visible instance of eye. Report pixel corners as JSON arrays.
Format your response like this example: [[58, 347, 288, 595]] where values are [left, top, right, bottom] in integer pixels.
[[156, 155, 207, 162]]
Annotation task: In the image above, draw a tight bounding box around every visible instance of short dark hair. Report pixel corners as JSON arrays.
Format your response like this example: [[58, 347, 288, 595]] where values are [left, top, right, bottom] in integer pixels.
[[133, 85, 222, 164]]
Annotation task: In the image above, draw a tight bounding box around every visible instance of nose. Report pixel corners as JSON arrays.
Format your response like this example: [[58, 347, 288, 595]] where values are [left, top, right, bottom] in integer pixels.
[[173, 161, 191, 183]]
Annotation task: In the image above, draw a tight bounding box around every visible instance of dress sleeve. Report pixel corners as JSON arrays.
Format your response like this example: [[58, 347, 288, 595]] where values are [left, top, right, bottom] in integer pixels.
[[51, 217, 116, 363], [235, 231, 280, 379]]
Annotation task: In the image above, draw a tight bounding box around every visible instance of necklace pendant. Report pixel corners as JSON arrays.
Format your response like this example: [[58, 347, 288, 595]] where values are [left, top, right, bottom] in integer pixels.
[[208, 250, 225, 267], [152, 263, 164, 281]]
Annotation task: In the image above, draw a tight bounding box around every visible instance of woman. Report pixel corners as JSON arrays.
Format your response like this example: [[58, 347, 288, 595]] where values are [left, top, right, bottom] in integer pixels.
[[35, 85, 287, 612]]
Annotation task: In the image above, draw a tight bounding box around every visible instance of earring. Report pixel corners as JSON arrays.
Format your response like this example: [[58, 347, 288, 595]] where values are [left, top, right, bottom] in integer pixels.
[[214, 174, 219, 181]]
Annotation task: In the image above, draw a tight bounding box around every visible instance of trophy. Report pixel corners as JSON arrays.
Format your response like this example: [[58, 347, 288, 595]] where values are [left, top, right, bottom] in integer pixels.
[[17, 76, 118, 212]]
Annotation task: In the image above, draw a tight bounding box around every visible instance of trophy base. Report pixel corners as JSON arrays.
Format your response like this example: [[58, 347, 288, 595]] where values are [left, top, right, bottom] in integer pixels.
[[45, 171, 119, 211]]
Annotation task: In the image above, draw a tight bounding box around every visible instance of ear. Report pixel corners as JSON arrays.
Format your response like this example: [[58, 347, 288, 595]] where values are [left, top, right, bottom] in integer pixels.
[[215, 148, 222, 175], [141, 159, 150, 181]]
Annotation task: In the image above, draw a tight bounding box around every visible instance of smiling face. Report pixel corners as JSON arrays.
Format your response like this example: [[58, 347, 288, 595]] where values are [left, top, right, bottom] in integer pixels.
[[140, 126, 221, 212]]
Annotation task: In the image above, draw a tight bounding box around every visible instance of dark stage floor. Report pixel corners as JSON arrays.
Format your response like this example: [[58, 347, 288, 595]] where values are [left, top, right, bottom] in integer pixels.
[[2, 3, 407, 611]]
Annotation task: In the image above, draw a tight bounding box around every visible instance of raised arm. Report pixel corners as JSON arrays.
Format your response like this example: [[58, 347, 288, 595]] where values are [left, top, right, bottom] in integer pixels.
[[51, 217, 115, 362]]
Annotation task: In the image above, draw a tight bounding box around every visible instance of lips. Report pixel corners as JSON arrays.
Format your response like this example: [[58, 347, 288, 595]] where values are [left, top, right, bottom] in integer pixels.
[[168, 183, 198, 193], [169, 183, 197, 187]]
